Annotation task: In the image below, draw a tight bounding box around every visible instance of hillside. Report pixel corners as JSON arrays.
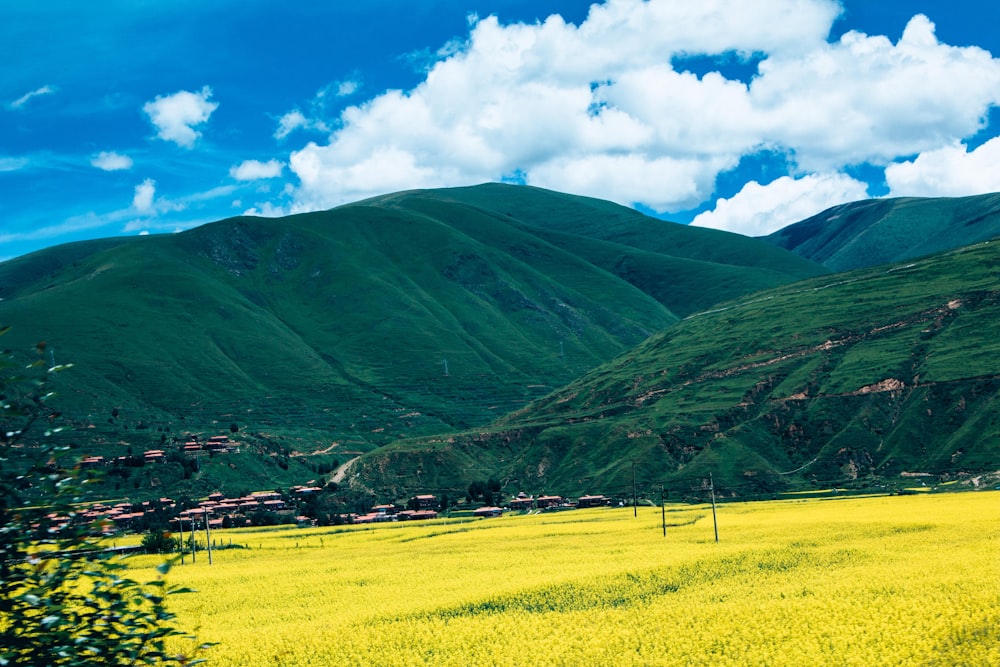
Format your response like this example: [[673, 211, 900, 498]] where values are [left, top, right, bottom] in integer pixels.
[[762, 192, 1000, 271], [389, 184, 827, 317], [351, 238, 1000, 498], [0, 184, 822, 499]]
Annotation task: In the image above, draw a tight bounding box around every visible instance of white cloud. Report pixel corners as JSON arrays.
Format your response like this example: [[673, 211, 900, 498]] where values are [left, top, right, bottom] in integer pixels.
[[747, 15, 1000, 170], [0, 157, 29, 172], [885, 138, 1000, 197], [8, 85, 56, 110], [142, 86, 218, 148], [242, 202, 288, 217], [275, 110, 309, 139], [0, 210, 126, 244], [335, 79, 359, 97], [691, 173, 870, 236], [123, 218, 203, 234], [132, 179, 156, 214], [127, 180, 227, 222], [274, 83, 347, 140], [91, 151, 133, 171], [278, 0, 1000, 216], [229, 159, 284, 181], [274, 109, 330, 140], [530, 153, 734, 212]]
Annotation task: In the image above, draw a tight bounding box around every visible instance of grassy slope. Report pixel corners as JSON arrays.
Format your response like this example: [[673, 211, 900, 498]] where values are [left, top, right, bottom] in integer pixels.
[[3, 213, 669, 443], [355, 238, 1000, 498], [413, 184, 828, 316], [0, 184, 832, 499], [763, 192, 1000, 271]]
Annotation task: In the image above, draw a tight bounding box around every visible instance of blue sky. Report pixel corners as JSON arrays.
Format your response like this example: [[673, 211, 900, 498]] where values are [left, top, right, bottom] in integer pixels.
[[2, 0, 1000, 261]]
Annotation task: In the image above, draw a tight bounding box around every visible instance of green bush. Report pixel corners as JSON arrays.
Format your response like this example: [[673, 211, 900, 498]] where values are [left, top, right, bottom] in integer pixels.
[[142, 530, 180, 555], [0, 331, 209, 665]]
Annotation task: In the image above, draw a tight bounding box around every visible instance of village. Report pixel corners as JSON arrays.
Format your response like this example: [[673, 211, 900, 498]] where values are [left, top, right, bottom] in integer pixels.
[[72, 434, 617, 538]]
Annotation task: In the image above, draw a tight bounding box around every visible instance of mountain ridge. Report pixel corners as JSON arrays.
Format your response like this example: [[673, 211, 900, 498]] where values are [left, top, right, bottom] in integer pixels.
[[4, 184, 1000, 501], [762, 192, 1000, 271], [0, 184, 825, 500], [350, 237, 1000, 498]]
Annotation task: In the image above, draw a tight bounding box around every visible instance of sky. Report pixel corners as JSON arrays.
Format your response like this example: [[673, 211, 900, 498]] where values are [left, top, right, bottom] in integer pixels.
[[3, 0, 1000, 261]]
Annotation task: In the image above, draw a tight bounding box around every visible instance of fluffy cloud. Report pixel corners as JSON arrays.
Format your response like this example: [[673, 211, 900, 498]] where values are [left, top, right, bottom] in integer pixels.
[[229, 159, 284, 181], [275, 110, 310, 140], [281, 0, 1000, 219], [885, 138, 1000, 197], [691, 173, 870, 236], [747, 15, 1000, 170], [8, 85, 56, 110], [274, 109, 331, 140], [91, 151, 133, 171], [143, 86, 218, 148], [132, 179, 157, 214]]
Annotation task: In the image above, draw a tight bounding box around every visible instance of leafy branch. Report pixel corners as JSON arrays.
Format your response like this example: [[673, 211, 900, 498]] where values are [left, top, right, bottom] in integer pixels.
[[0, 328, 210, 666]]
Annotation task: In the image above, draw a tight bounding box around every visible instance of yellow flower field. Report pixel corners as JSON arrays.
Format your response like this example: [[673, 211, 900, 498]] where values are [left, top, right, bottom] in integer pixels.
[[128, 491, 1000, 666]]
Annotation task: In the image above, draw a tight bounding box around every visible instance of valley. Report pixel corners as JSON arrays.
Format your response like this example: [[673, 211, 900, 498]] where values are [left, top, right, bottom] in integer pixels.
[[1, 185, 999, 505]]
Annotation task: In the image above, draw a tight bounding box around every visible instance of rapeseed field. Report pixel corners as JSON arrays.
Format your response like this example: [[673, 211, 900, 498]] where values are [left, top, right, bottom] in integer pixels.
[[129, 491, 999, 666]]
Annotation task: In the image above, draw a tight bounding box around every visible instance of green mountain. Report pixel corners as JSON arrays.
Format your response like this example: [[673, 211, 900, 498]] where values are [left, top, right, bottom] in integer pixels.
[[0, 184, 822, 499], [762, 192, 1000, 271], [353, 237, 1000, 499]]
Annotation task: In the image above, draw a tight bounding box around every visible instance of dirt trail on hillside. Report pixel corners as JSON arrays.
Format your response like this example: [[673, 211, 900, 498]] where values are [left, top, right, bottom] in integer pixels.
[[331, 456, 361, 484]]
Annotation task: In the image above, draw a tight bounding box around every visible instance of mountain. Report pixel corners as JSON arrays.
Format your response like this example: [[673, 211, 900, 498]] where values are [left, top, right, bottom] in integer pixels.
[[352, 237, 1000, 498], [0, 184, 822, 499], [762, 192, 1000, 271], [371, 184, 827, 318]]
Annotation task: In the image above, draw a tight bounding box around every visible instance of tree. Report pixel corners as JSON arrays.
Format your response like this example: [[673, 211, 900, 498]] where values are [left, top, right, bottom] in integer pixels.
[[467, 480, 486, 501], [142, 530, 179, 555], [0, 332, 208, 665]]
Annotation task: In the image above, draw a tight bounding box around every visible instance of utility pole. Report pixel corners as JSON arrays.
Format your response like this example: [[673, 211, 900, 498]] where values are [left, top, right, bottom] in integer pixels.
[[187, 517, 196, 563], [203, 511, 213, 565], [632, 460, 637, 518], [661, 484, 666, 538], [177, 518, 186, 565], [710, 473, 719, 543]]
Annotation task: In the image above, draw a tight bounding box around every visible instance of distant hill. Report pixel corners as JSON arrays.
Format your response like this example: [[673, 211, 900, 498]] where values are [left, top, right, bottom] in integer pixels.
[[374, 184, 827, 317], [762, 192, 1000, 271], [353, 238, 1000, 498], [0, 184, 821, 499]]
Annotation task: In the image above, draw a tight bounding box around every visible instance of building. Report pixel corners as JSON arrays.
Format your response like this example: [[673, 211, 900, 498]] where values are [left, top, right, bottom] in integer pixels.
[[577, 495, 611, 508], [412, 494, 437, 509], [535, 495, 564, 509], [509, 493, 534, 510], [473, 506, 503, 518]]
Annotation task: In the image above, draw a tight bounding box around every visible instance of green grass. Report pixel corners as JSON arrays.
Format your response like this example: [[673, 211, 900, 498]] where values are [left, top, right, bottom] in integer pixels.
[[8, 184, 999, 502], [357, 238, 1000, 497], [764, 192, 1000, 271], [1, 184, 825, 498]]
